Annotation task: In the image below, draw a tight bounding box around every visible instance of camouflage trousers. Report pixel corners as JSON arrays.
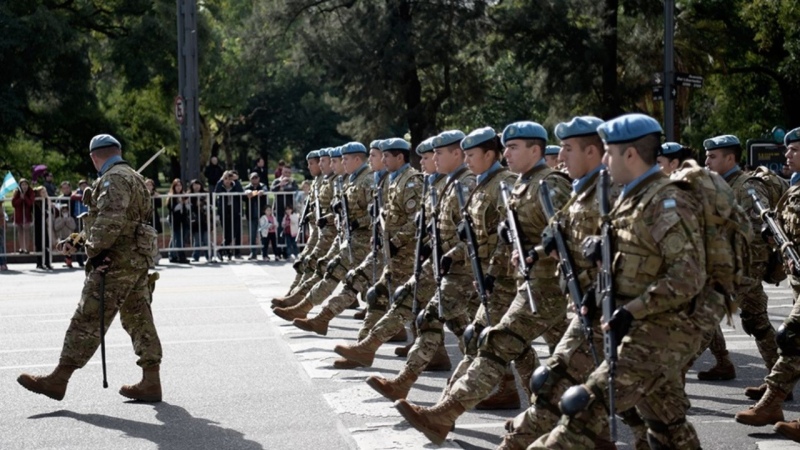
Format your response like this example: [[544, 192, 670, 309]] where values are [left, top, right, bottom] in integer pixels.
[[531, 313, 705, 450], [448, 280, 568, 410], [302, 230, 370, 307], [404, 268, 480, 376], [60, 268, 162, 369], [288, 230, 337, 296], [766, 289, 800, 394]]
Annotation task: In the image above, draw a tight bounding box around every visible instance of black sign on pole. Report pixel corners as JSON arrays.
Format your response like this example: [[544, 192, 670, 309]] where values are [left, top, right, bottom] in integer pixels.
[[747, 139, 786, 174], [674, 72, 704, 88], [652, 86, 664, 101]]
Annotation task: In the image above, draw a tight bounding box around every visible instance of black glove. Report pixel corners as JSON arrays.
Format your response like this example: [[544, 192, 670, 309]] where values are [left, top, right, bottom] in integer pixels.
[[580, 288, 597, 322], [349, 220, 359, 231], [332, 200, 343, 214], [607, 307, 634, 340], [483, 274, 496, 294], [420, 244, 432, 261], [369, 202, 378, 217], [317, 217, 328, 228], [498, 220, 512, 244], [581, 236, 602, 266], [457, 220, 468, 242], [541, 224, 558, 256], [389, 240, 399, 257], [89, 252, 110, 273], [440, 256, 453, 275], [292, 259, 303, 273], [761, 223, 775, 244], [526, 247, 540, 265]]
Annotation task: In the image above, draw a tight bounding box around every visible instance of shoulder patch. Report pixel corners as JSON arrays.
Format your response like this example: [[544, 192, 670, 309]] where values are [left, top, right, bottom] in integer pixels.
[[103, 181, 110, 187], [406, 199, 417, 210], [407, 181, 416, 188], [663, 198, 676, 209]]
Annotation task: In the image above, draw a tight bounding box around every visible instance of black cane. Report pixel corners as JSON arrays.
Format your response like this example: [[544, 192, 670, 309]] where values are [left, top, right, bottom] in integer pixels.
[[99, 273, 108, 389]]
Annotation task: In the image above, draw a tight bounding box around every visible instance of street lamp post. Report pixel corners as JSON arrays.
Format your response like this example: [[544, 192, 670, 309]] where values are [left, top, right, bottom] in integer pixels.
[[177, 0, 200, 182]]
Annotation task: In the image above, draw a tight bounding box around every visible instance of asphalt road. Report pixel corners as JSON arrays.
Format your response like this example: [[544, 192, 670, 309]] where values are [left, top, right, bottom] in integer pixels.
[[1, 260, 800, 450]]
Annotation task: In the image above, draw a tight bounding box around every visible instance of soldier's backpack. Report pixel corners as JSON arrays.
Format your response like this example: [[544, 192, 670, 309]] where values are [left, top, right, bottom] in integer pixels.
[[748, 166, 789, 284], [671, 160, 753, 314]]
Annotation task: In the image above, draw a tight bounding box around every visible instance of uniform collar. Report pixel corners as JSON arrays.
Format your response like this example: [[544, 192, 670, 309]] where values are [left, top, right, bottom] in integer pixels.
[[373, 169, 387, 185], [573, 164, 605, 194], [98, 155, 124, 176], [447, 164, 466, 182], [476, 161, 503, 185], [722, 165, 741, 180], [792, 172, 800, 187], [349, 163, 368, 182], [621, 164, 661, 200], [389, 163, 411, 183]]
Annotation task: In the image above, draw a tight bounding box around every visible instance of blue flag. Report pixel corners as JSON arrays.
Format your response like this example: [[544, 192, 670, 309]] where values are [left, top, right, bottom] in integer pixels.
[[1, 172, 18, 198]]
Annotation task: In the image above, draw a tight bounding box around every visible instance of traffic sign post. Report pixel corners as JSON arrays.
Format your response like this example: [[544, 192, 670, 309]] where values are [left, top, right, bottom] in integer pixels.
[[747, 139, 786, 174], [675, 72, 703, 88], [174, 95, 185, 124]]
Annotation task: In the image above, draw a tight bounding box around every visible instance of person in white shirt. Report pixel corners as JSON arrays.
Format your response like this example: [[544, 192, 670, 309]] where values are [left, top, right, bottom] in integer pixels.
[[258, 205, 279, 260], [282, 205, 300, 260]]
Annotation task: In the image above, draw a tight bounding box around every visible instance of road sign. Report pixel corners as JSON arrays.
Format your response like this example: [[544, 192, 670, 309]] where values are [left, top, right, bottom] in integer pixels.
[[652, 86, 676, 101], [653, 72, 663, 85], [174, 95, 185, 124], [675, 72, 703, 88], [747, 139, 786, 174]]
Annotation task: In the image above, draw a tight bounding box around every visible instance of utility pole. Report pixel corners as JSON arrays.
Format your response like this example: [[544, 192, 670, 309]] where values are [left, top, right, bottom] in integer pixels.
[[177, 0, 200, 182], [664, 0, 675, 141]]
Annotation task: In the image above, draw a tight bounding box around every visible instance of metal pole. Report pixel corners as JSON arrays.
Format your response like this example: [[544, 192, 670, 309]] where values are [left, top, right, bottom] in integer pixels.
[[177, 0, 201, 184], [664, 0, 675, 141]]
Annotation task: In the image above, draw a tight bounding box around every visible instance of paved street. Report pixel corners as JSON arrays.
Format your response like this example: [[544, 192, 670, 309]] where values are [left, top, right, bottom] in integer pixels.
[[2, 261, 800, 449]]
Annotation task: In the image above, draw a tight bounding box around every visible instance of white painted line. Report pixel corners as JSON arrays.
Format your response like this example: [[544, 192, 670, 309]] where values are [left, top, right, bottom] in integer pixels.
[[0, 336, 276, 354], [757, 441, 800, 449]]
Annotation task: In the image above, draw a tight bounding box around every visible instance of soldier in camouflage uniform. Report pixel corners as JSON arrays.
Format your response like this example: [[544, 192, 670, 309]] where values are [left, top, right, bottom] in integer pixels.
[[272, 144, 373, 326], [18, 134, 163, 402], [735, 127, 800, 443], [282, 150, 322, 295], [271, 148, 338, 308], [367, 130, 480, 401], [335, 138, 459, 369], [697, 135, 776, 381], [544, 145, 560, 169], [532, 114, 711, 449], [395, 122, 571, 444]]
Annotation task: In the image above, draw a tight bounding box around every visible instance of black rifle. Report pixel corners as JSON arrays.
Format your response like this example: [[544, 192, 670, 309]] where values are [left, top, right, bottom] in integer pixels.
[[335, 176, 353, 263], [499, 181, 538, 313], [410, 179, 430, 313], [99, 272, 109, 389], [596, 169, 617, 441], [378, 185, 393, 297], [540, 180, 600, 367], [313, 182, 322, 224], [299, 191, 311, 227], [454, 180, 491, 325], [429, 184, 445, 319], [372, 178, 381, 284], [749, 188, 800, 273]]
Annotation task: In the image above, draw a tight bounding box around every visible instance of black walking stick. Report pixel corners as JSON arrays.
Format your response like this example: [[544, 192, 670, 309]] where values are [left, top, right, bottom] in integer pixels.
[[99, 271, 108, 389]]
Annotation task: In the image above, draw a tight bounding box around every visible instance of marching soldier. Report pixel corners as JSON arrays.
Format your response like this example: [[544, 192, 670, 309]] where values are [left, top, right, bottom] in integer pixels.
[[395, 122, 571, 444], [18, 134, 163, 402], [283, 150, 322, 295], [699, 135, 776, 381], [366, 130, 478, 401], [735, 127, 800, 443], [544, 145, 561, 169]]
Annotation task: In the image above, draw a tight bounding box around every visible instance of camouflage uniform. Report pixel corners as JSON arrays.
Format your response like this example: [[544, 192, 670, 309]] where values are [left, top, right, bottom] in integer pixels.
[[697, 170, 777, 371], [533, 171, 712, 449], [500, 169, 637, 450], [60, 160, 162, 369], [446, 163, 571, 411], [287, 174, 321, 292]]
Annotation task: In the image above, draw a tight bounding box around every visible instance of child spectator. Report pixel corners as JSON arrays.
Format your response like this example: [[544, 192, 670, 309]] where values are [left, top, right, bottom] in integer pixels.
[[53, 204, 77, 268], [258, 205, 278, 261], [282, 205, 299, 261]]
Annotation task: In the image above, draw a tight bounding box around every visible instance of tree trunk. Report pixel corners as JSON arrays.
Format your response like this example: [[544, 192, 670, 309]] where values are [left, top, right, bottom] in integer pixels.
[[600, 0, 622, 119]]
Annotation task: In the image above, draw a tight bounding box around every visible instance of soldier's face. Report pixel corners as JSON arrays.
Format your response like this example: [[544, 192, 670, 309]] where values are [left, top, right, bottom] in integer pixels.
[[433, 146, 458, 174], [657, 156, 680, 175], [308, 158, 321, 177], [382, 151, 404, 172], [464, 147, 494, 174], [787, 144, 800, 173], [545, 155, 558, 168], [332, 158, 344, 175], [559, 139, 587, 179], [705, 149, 730, 174], [502, 140, 537, 174], [320, 157, 332, 174], [420, 153, 436, 175], [603, 144, 634, 185], [368, 149, 384, 171], [342, 154, 360, 174]]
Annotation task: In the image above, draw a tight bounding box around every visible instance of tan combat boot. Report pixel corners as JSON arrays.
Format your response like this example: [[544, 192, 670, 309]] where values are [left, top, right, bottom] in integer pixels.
[[697, 350, 736, 381], [17, 364, 77, 401], [745, 383, 794, 401], [367, 368, 418, 401], [475, 374, 521, 410], [774, 419, 800, 443], [353, 308, 366, 320], [424, 344, 452, 372], [388, 327, 408, 343], [292, 307, 336, 336], [332, 357, 364, 369], [270, 289, 306, 309], [334, 334, 382, 367], [395, 396, 466, 445], [347, 298, 360, 309], [119, 366, 162, 402], [273, 299, 313, 322], [735, 385, 786, 426]]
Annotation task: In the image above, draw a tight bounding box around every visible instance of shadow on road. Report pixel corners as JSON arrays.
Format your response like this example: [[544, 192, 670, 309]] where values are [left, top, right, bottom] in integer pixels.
[[29, 402, 264, 450]]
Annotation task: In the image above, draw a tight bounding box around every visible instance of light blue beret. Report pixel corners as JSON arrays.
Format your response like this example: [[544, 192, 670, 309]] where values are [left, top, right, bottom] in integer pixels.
[[89, 134, 121, 152], [432, 130, 466, 148], [317, 148, 330, 158], [501, 121, 547, 146], [330, 147, 343, 158], [379, 138, 411, 152], [545, 145, 561, 156], [306, 150, 320, 160], [416, 137, 435, 155], [703, 135, 740, 150], [554, 116, 604, 140], [461, 127, 497, 150], [597, 114, 662, 144], [659, 142, 683, 156], [785, 127, 800, 146], [341, 142, 368, 155], [369, 140, 383, 150]]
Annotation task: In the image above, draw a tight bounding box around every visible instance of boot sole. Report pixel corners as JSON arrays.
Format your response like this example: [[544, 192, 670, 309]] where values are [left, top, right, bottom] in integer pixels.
[[735, 415, 784, 427], [119, 391, 162, 402], [273, 310, 308, 322], [697, 374, 736, 381], [774, 423, 800, 443], [17, 377, 65, 401], [394, 399, 448, 445], [333, 346, 374, 367], [292, 319, 328, 336], [424, 362, 452, 372], [366, 376, 407, 401], [332, 359, 365, 369]]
